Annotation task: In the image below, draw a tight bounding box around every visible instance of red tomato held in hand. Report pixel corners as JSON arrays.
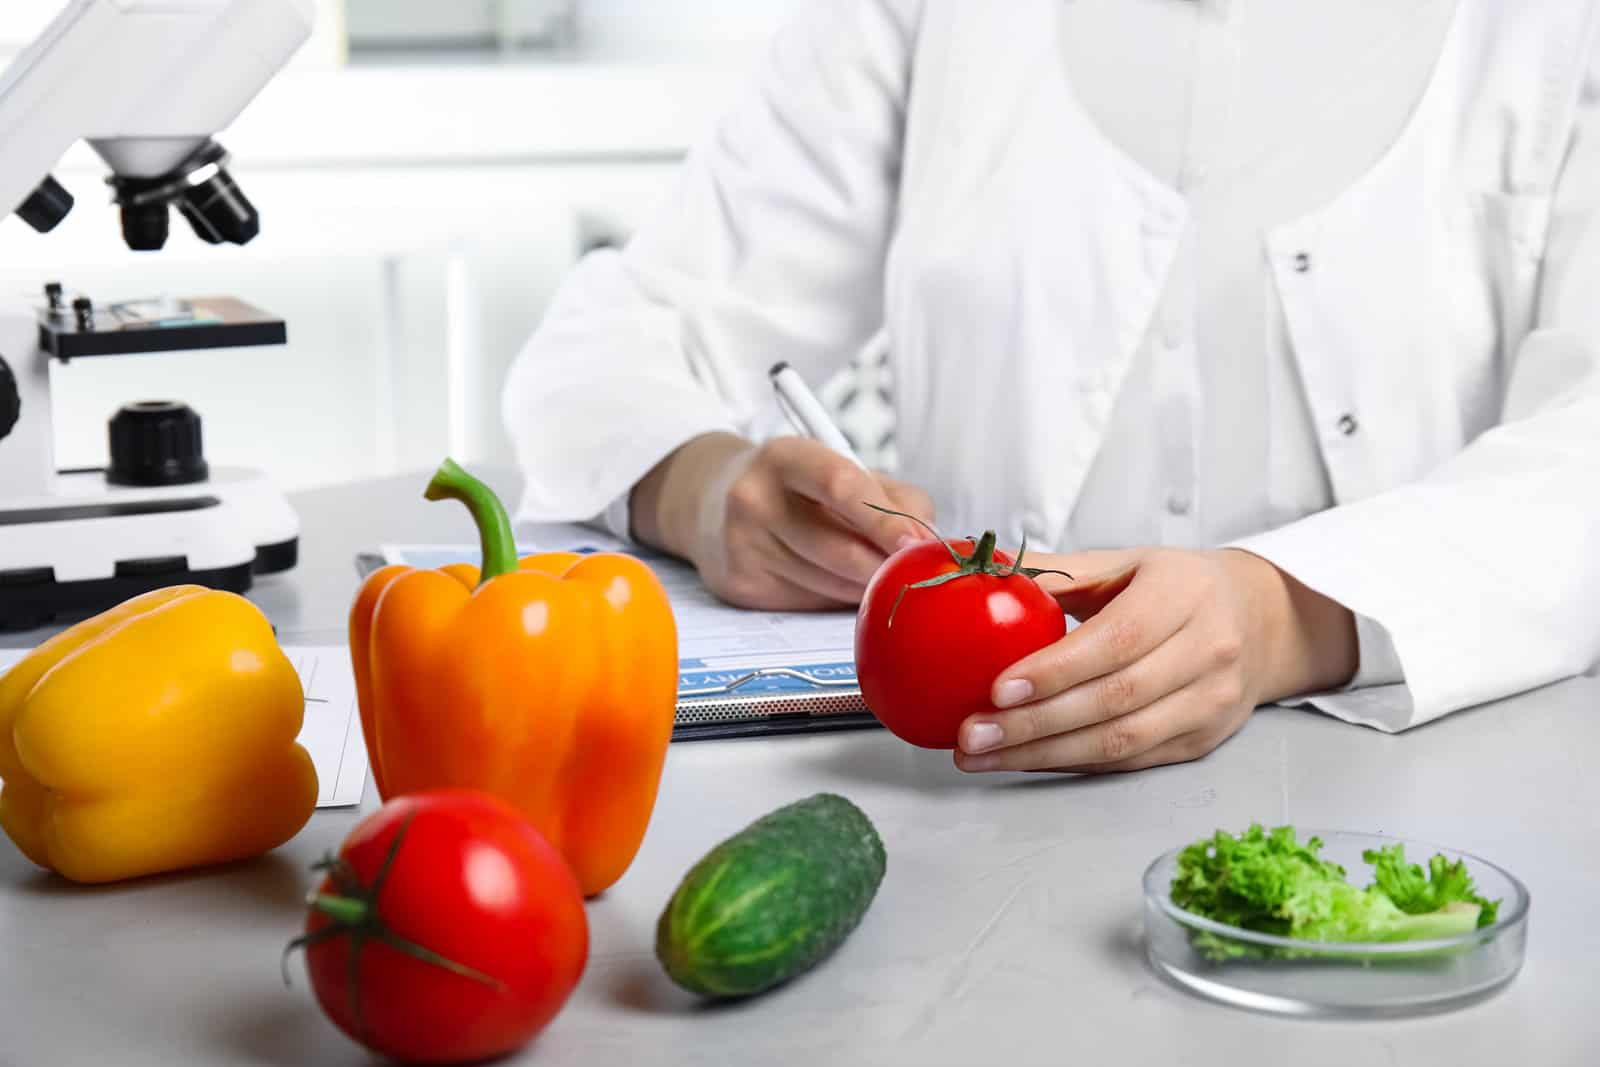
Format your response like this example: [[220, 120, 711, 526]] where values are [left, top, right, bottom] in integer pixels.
[[856, 528, 1068, 749], [292, 790, 588, 1065]]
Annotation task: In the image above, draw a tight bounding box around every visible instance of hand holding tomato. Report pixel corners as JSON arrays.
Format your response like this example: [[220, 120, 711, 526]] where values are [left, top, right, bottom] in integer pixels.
[[855, 517, 1071, 749], [953, 547, 1361, 773], [289, 790, 588, 1065]]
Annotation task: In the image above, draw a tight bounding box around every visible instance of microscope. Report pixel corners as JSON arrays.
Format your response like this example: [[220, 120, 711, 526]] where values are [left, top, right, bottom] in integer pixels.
[[0, 0, 314, 630]]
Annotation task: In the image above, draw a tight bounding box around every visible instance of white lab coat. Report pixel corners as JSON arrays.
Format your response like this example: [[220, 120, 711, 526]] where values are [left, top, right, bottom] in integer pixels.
[[504, 0, 1600, 732]]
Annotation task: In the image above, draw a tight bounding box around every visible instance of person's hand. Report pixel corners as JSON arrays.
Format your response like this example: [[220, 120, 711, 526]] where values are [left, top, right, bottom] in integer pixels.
[[953, 548, 1360, 774], [632, 432, 934, 610]]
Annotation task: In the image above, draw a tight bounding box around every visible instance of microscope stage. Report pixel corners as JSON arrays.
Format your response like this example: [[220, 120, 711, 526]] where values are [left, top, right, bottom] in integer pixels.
[[40, 297, 286, 360]]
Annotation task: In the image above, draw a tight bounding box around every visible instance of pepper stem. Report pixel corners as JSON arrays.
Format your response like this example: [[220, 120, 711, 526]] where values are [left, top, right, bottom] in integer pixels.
[[425, 458, 519, 586]]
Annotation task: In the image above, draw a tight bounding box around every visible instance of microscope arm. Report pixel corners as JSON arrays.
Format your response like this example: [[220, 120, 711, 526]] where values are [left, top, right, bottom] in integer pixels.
[[0, 0, 312, 238]]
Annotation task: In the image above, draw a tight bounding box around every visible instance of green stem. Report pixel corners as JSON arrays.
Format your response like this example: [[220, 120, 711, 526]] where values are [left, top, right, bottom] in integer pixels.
[[424, 458, 518, 586], [311, 894, 369, 925], [970, 530, 998, 570], [862, 502, 963, 567], [282, 814, 506, 1011]]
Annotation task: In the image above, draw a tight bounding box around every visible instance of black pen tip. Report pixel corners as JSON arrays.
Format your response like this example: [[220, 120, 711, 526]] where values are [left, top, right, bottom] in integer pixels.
[[769, 361, 790, 378]]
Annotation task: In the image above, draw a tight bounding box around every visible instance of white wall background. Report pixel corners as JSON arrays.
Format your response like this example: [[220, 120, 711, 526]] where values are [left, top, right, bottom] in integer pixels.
[[580, 0, 797, 53], [341, 0, 793, 54], [0, 0, 799, 491], [0, 0, 800, 62]]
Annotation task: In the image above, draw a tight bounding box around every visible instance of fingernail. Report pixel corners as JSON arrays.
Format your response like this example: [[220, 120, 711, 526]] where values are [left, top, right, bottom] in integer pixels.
[[994, 679, 1033, 709], [964, 722, 1003, 754], [960, 754, 998, 773]]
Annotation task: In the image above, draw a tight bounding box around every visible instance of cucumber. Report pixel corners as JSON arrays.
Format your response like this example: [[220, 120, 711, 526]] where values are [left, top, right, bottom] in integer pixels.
[[655, 793, 886, 998]]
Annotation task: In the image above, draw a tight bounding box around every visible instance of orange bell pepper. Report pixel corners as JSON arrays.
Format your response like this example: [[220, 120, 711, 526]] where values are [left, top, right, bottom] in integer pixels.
[[350, 460, 678, 896]]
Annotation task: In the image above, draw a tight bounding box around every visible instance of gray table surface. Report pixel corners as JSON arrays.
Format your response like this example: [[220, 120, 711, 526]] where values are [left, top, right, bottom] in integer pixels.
[[1, 469, 1596, 1066]]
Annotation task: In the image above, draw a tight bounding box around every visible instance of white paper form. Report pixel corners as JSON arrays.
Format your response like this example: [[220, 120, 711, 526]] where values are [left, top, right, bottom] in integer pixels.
[[284, 645, 369, 807], [382, 524, 860, 700], [0, 644, 367, 808]]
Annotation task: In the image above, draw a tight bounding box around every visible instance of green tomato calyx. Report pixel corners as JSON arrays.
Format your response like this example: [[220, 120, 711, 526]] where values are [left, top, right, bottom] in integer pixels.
[[863, 503, 1074, 627], [281, 812, 507, 1044]]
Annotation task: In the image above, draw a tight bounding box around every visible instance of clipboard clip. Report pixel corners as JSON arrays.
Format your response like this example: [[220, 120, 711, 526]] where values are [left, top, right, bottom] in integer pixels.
[[679, 667, 859, 699]]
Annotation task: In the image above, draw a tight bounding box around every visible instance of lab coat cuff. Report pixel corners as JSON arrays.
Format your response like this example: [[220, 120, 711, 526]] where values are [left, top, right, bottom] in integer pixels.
[[510, 399, 736, 530], [1267, 615, 1414, 734], [1348, 612, 1406, 689], [1276, 684, 1418, 735], [1225, 533, 1419, 733], [592, 491, 637, 546]]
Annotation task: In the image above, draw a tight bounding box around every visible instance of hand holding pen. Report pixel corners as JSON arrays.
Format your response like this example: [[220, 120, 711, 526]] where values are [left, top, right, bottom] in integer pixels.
[[769, 361, 869, 469], [629, 363, 938, 611]]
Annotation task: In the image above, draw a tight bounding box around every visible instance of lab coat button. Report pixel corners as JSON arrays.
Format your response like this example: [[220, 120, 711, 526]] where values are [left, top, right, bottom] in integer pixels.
[[1337, 413, 1359, 436], [1165, 491, 1192, 517], [1294, 252, 1312, 273]]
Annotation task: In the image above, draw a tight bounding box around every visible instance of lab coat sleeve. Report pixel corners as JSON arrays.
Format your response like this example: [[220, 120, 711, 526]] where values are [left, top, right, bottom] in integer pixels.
[[501, 0, 921, 526], [1230, 48, 1600, 732], [1346, 614, 1404, 690]]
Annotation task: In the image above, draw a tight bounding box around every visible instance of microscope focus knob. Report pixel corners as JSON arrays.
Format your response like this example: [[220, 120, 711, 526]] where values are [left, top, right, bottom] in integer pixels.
[[108, 401, 209, 486], [0, 357, 18, 443]]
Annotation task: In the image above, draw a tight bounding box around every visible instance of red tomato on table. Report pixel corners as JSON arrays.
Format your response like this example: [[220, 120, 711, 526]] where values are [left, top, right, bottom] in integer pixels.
[[294, 790, 588, 1064], [856, 529, 1068, 749]]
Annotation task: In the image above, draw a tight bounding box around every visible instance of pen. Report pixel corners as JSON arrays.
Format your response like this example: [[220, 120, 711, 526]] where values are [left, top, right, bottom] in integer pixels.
[[769, 361, 867, 470]]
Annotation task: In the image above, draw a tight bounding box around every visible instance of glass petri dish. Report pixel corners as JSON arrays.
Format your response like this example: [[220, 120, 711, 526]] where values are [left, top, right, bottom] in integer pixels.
[[1142, 830, 1530, 1018]]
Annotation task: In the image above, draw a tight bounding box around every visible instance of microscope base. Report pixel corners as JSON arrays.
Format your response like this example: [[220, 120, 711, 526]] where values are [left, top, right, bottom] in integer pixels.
[[0, 466, 298, 631]]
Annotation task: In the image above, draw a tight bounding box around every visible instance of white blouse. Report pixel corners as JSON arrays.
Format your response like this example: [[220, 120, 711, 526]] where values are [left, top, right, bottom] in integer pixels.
[[1060, 0, 1454, 550], [1060, 0, 1455, 692], [503, 0, 1600, 733]]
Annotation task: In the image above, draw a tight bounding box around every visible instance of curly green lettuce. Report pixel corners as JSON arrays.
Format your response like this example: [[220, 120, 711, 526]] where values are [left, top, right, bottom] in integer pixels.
[[1366, 843, 1500, 926], [1170, 825, 1500, 961]]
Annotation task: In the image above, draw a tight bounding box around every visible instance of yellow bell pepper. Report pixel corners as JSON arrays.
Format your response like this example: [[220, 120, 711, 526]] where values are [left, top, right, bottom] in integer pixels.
[[0, 586, 318, 884]]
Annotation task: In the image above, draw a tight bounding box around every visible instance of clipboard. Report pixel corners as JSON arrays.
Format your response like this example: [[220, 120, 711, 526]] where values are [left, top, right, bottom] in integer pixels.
[[356, 545, 883, 742], [674, 665, 879, 741]]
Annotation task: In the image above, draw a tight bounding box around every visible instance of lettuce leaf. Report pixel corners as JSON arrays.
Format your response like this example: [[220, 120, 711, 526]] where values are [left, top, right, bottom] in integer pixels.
[[1365, 843, 1500, 926], [1170, 826, 1500, 961]]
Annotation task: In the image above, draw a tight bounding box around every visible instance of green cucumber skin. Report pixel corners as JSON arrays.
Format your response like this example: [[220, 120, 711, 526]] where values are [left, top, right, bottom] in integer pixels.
[[656, 793, 887, 998]]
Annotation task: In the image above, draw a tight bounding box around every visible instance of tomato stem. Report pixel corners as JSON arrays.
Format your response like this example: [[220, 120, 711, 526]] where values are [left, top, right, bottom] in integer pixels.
[[863, 503, 1075, 628], [311, 893, 369, 925], [280, 811, 509, 1031], [1008, 532, 1030, 576], [863, 502, 963, 567], [969, 530, 998, 571]]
